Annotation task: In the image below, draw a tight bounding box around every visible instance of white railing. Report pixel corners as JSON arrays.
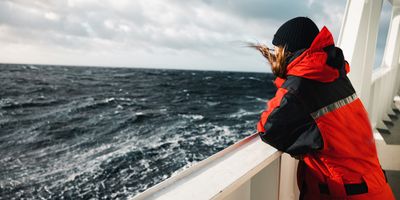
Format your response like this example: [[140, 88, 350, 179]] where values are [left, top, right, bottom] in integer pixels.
[[370, 66, 397, 129], [131, 134, 291, 200], [131, 133, 300, 200], [131, 0, 400, 199], [368, 5, 400, 129], [338, 0, 400, 127]]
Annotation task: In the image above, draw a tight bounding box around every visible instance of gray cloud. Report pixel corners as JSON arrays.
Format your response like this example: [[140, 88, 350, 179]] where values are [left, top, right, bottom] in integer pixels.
[[200, 0, 321, 20], [0, 0, 351, 72]]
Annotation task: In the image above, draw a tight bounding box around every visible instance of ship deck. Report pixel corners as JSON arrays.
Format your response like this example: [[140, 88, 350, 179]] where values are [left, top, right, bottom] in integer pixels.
[[378, 95, 400, 199]]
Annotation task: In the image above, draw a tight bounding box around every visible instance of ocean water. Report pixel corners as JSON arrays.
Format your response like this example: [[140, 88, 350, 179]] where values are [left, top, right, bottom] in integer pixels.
[[0, 64, 275, 199]]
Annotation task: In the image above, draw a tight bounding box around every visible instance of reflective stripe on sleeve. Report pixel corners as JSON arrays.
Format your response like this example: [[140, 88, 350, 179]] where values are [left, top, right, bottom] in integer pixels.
[[311, 93, 358, 119]]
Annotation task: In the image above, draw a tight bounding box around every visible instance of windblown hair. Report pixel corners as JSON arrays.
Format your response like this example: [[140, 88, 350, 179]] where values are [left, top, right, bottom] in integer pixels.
[[250, 44, 290, 78]]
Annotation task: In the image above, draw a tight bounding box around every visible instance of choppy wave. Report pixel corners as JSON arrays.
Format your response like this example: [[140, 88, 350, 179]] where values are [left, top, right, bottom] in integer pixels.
[[0, 64, 275, 199]]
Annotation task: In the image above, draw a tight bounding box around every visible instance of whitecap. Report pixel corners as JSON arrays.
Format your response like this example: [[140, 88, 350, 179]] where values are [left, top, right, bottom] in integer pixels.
[[159, 108, 167, 113], [248, 77, 262, 81], [135, 112, 144, 116], [206, 101, 220, 106], [28, 65, 39, 70], [103, 97, 115, 103], [117, 97, 132, 101], [179, 114, 204, 120], [229, 108, 259, 118], [255, 97, 268, 102]]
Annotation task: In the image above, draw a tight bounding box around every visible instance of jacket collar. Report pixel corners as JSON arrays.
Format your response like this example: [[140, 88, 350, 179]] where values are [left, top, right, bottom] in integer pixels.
[[285, 26, 340, 83]]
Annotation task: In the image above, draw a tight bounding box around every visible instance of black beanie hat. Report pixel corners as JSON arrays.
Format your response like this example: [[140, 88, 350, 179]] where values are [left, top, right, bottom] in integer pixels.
[[272, 17, 319, 52]]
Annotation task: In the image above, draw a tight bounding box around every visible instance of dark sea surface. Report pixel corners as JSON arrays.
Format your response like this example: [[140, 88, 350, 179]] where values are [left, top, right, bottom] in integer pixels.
[[0, 64, 275, 199]]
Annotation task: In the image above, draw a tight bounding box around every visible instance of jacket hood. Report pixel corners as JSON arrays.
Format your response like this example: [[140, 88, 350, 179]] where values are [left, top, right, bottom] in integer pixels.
[[285, 26, 348, 83]]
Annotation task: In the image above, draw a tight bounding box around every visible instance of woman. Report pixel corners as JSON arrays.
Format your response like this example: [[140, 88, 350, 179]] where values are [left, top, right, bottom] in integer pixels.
[[254, 17, 395, 199]]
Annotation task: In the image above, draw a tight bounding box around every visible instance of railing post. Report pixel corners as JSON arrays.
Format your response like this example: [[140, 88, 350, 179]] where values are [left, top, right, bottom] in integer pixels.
[[338, 0, 383, 110], [278, 154, 299, 200], [386, 6, 400, 102], [249, 158, 280, 200]]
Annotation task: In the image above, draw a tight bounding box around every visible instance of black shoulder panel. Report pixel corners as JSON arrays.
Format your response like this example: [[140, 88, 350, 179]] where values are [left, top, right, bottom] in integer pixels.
[[323, 45, 347, 77], [282, 75, 355, 113]]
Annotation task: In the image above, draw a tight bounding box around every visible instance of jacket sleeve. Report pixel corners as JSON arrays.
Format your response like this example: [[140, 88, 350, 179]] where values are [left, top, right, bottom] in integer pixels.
[[257, 88, 323, 156]]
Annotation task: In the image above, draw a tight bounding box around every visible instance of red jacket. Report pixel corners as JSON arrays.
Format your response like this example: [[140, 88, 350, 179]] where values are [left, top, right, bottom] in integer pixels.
[[257, 27, 395, 199]]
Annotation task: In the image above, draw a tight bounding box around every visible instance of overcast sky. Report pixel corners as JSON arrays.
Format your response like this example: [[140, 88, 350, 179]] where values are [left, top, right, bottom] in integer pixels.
[[0, 0, 392, 72]]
